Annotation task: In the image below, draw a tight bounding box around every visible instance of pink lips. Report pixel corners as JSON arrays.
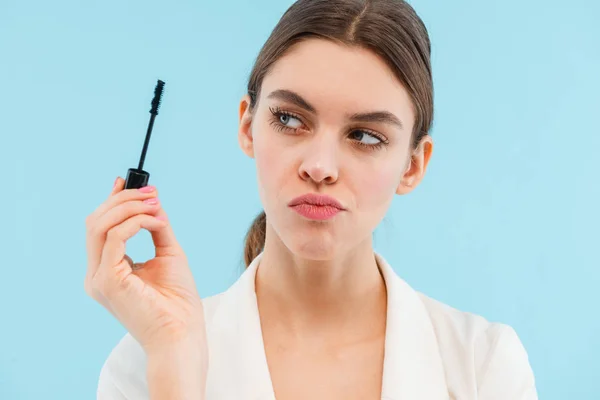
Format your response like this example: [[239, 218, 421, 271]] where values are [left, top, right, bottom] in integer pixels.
[[288, 193, 345, 221]]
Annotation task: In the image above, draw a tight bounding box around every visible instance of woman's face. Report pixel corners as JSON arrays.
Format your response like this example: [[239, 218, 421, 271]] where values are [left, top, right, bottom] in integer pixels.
[[239, 38, 432, 260]]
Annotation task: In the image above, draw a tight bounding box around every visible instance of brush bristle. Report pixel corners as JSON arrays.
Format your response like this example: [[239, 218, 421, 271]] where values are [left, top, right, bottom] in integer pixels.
[[150, 79, 165, 115]]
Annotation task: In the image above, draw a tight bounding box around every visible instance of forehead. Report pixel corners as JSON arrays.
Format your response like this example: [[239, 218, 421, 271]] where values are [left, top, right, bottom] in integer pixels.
[[261, 38, 414, 125]]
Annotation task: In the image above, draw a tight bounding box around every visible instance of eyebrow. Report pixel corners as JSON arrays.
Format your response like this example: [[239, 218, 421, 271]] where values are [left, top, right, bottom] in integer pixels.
[[266, 89, 404, 130]]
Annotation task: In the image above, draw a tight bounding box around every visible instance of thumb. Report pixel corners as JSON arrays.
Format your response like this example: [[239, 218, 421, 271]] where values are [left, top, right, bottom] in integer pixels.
[[151, 207, 183, 257]]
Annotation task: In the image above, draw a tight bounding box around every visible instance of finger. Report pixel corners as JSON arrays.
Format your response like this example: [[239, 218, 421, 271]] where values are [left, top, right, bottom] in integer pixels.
[[109, 176, 125, 198], [150, 208, 183, 257], [87, 199, 161, 277], [123, 254, 137, 270], [85, 176, 123, 229], [87, 182, 158, 228], [124, 254, 144, 271], [86, 176, 126, 227], [100, 213, 168, 269]]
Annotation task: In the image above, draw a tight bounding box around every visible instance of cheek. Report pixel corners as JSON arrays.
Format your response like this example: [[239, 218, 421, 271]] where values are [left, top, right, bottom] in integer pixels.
[[354, 162, 399, 213], [254, 129, 288, 202]]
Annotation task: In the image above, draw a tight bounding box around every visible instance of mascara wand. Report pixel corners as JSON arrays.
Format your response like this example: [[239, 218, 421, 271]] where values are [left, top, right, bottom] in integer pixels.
[[124, 79, 165, 189]]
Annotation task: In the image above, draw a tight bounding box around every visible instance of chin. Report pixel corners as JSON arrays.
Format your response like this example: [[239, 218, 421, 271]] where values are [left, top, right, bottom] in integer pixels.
[[272, 212, 352, 260], [286, 236, 341, 261]]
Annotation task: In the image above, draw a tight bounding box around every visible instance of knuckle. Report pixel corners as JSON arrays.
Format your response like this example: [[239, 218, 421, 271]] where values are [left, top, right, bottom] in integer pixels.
[[132, 212, 147, 221], [84, 277, 100, 299], [91, 271, 113, 297], [85, 214, 95, 230], [89, 273, 103, 295], [105, 212, 144, 240], [106, 225, 122, 241]]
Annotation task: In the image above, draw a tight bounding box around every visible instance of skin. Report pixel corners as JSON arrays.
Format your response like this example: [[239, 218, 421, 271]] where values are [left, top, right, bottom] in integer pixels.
[[238, 38, 433, 399]]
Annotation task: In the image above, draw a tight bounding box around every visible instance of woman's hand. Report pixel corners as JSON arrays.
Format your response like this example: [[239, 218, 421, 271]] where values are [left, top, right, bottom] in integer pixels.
[[84, 177, 207, 354]]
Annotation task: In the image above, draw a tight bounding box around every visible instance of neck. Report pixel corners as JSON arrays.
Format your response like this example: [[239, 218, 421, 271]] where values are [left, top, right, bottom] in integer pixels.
[[255, 222, 387, 347]]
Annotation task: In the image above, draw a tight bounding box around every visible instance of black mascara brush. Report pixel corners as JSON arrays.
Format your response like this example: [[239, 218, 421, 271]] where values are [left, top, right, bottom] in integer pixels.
[[124, 79, 165, 189]]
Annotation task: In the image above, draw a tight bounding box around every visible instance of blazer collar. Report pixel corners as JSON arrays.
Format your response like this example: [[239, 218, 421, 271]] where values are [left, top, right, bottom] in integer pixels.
[[205, 251, 449, 400]]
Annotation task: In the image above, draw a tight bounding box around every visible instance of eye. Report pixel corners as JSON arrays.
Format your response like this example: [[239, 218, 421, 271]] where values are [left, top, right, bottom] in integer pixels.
[[269, 106, 305, 132], [349, 130, 383, 145], [278, 113, 303, 129]]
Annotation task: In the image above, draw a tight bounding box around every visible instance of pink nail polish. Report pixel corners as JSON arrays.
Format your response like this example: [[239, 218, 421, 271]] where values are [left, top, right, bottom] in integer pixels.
[[139, 185, 156, 193]]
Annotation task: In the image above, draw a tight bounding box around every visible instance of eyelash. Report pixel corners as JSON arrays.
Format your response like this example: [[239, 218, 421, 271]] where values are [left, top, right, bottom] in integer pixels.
[[268, 106, 389, 151]]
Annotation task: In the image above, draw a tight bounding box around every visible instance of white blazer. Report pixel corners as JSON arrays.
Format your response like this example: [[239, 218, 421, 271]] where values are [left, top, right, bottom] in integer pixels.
[[97, 251, 538, 399]]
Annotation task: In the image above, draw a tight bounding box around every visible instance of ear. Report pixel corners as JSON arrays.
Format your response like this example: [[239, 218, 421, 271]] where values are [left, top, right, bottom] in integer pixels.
[[396, 134, 433, 195], [238, 94, 255, 158]]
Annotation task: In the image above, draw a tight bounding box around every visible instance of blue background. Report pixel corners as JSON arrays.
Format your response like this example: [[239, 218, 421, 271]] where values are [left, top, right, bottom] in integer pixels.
[[1, 0, 598, 398]]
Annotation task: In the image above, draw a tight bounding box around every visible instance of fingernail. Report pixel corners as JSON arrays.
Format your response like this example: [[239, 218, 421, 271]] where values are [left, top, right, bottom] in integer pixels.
[[113, 177, 120, 188], [139, 185, 156, 193], [143, 197, 159, 205], [156, 215, 168, 221]]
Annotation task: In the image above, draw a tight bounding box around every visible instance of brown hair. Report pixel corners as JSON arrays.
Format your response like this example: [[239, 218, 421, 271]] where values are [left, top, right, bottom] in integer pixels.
[[242, 0, 433, 267]]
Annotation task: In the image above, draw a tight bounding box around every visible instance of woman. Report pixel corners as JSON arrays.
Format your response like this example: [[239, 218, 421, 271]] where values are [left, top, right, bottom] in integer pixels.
[[86, 0, 538, 399]]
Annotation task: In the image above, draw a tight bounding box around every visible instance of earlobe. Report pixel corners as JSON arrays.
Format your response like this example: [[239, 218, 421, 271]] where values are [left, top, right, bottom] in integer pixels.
[[238, 94, 255, 158], [395, 158, 416, 195]]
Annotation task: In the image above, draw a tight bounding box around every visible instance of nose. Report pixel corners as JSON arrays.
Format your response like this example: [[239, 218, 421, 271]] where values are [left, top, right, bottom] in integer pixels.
[[298, 133, 339, 185]]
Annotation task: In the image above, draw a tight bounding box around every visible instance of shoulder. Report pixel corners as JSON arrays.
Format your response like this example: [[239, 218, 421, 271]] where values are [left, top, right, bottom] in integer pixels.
[[417, 293, 538, 398], [96, 292, 227, 399]]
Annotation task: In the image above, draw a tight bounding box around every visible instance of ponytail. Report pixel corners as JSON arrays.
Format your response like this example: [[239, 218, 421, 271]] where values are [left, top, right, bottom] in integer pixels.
[[243, 210, 266, 268]]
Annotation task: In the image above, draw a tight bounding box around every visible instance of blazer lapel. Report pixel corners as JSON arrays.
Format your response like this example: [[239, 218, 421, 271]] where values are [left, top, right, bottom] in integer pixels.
[[204, 253, 276, 400], [205, 252, 449, 400], [375, 252, 449, 400]]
